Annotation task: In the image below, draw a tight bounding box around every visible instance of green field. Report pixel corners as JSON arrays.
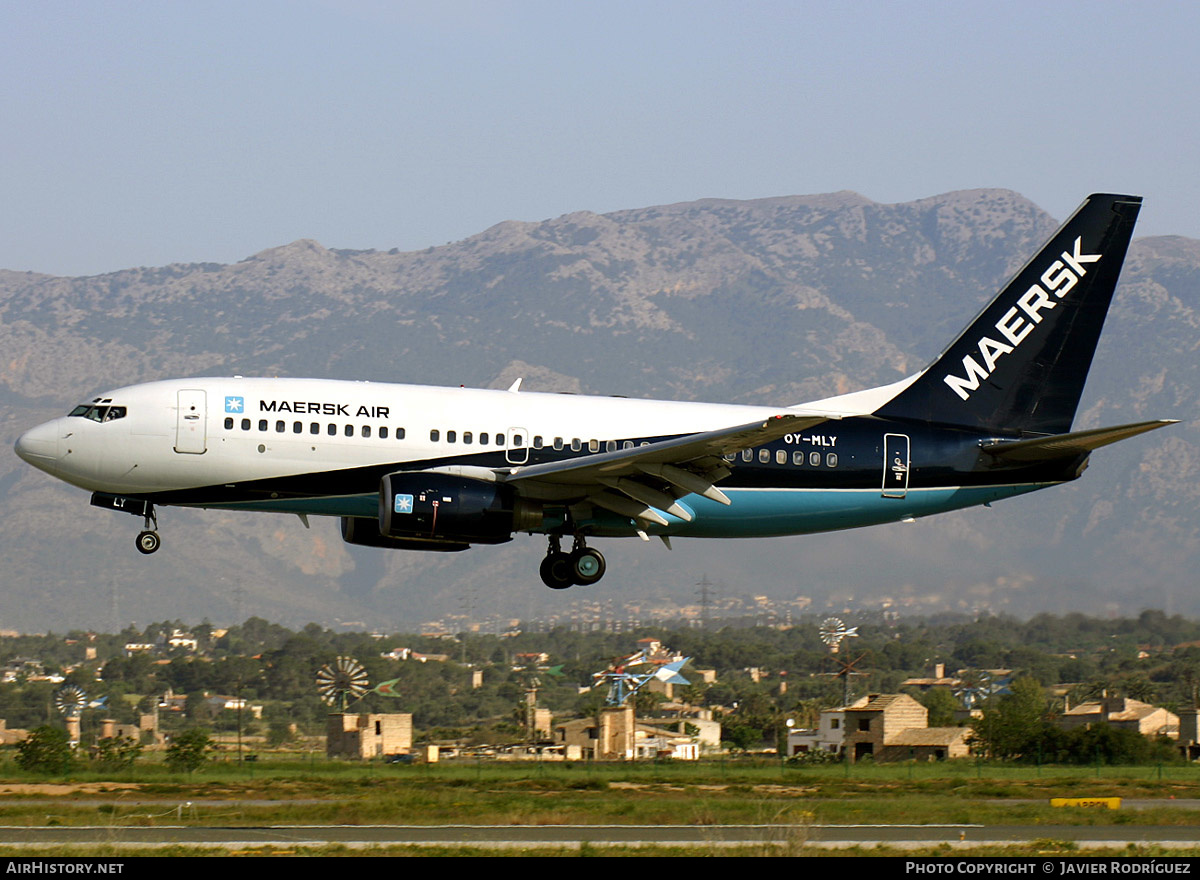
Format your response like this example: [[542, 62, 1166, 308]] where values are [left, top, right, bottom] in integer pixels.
[[0, 758, 1198, 855]]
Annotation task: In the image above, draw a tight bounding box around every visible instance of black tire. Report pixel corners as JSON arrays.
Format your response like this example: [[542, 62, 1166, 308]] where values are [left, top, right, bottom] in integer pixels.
[[570, 547, 606, 586], [539, 552, 573, 589], [136, 530, 161, 555]]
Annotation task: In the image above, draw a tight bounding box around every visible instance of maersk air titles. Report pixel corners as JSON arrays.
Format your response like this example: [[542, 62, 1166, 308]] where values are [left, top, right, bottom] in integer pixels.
[[14, 194, 1174, 590]]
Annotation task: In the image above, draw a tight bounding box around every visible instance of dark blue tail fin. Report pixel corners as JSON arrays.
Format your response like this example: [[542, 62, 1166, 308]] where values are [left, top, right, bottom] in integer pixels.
[[873, 193, 1142, 435]]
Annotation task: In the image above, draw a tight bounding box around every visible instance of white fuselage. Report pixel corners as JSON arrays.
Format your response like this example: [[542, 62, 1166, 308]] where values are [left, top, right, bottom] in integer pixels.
[[21, 377, 787, 496]]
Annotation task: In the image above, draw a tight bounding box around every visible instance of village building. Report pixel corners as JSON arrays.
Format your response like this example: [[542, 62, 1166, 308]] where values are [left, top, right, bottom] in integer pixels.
[[326, 713, 413, 760], [1058, 695, 1179, 739]]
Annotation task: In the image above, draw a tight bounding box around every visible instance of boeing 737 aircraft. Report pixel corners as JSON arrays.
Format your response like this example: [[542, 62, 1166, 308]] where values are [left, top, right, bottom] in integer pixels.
[[14, 193, 1174, 589]]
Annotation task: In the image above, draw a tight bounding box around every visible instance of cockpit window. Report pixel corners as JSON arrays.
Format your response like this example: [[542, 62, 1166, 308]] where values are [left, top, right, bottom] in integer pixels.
[[68, 404, 127, 422]]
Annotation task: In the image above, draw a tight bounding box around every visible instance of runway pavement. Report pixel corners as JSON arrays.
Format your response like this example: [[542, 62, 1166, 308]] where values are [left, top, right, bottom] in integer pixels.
[[0, 823, 1196, 850]]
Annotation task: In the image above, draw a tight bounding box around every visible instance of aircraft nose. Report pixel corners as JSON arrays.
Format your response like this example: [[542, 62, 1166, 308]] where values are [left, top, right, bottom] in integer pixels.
[[14, 420, 61, 474]]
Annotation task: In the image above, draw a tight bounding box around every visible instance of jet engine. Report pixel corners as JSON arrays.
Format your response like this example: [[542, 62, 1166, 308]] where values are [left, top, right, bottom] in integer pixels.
[[375, 472, 542, 546]]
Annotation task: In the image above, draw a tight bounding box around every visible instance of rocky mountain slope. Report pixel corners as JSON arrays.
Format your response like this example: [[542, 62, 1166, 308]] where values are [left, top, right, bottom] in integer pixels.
[[1, 189, 1195, 631]]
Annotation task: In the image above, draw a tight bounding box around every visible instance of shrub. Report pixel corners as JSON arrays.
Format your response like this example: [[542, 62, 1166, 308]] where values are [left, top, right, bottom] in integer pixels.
[[165, 728, 214, 773], [16, 726, 73, 774]]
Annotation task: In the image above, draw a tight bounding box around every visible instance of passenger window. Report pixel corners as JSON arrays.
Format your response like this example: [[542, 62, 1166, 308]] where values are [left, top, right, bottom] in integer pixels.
[[479, 432, 488, 445], [571, 438, 582, 452], [447, 430, 456, 443], [362, 425, 371, 438], [758, 449, 770, 463], [430, 429, 440, 442], [275, 421, 285, 433], [463, 431, 473, 444], [533, 435, 543, 449], [776, 450, 787, 465], [588, 439, 599, 453], [512, 434, 523, 446], [623, 441, 634, 450], [259, 420, 268, 431], [328, 423, 337, 436], [793, 451, 804, 465], [224, 417, 234, 430], [380, 427, 389, 439], [606, 440, 616, 452], [241, 419, 250, 431], [724, 453, 736, 462], [495, 434, 505, 448], [396, 427, 406, 440], [827, 453, 838, 468], [344, 424, 353, 437], [293, 421, 302, 434], [310, 422, 319, 434], [742, 449, 753, 462], [553, 437, 564, 450], [810, 452, 821, 466]]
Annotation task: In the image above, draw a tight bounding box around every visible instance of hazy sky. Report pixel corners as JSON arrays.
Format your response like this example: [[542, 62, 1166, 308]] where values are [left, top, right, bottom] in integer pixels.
[[3, 0, 1197, 277]]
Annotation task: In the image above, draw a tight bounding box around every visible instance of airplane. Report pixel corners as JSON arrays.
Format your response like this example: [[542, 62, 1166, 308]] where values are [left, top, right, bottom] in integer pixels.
[[14, 193, 1175, 590]]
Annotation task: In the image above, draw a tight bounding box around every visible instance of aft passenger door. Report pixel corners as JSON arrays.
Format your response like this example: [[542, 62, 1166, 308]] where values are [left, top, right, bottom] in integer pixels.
[[174, 389, 207, 454], [882, 433, 909, 498]]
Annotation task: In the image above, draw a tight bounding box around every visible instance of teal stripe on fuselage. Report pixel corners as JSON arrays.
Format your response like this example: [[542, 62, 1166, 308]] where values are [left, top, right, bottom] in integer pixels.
[[651, 483, 1052, 538], [188, 482, 1056, 539]]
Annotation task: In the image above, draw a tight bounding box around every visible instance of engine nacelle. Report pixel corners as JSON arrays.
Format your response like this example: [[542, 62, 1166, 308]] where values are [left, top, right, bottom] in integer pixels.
[[378, 472, 539, 545], [340, 516, 470, 552]]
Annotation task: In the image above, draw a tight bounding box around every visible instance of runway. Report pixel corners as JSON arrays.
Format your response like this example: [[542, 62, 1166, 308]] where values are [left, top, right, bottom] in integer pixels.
[[0, 823, 1196, 850]]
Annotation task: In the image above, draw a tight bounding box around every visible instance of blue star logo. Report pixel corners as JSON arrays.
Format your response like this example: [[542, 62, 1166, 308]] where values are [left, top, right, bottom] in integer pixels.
[[225, 396, 244, 414], [393, 494, 414, 514]]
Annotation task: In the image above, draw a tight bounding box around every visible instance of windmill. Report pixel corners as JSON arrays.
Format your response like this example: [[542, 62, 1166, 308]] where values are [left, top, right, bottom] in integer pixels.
[[593, 650, 691, 707], [54, 685, 87, 718], [818, 617, 858, 654], [316, 656, 370, 712], [54, 684, 88, 747]]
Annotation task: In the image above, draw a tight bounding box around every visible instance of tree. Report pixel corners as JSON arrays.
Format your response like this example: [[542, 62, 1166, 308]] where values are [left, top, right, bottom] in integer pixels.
[[165, 728, 214, 773], [90, 736, 142, 771], [970, 676, 1046, 759], [16, 726, 73, 774], [919, 687, 961, 727]]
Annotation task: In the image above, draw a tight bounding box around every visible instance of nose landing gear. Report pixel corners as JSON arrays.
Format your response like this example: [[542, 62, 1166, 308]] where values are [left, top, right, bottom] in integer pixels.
[[135, 506, 161, 555], [540, 535, 606, 589], [136, 529, 161, 555], [89, 494, 163, 555]]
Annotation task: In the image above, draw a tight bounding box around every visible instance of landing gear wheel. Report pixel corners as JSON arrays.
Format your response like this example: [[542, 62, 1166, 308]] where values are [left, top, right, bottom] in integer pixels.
[[136, 530, 161, 555], [539, 552, 573, 590], [570, 547, 606, 586]]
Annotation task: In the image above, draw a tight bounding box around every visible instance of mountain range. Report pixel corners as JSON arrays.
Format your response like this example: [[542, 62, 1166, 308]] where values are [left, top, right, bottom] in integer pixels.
[[1, 188, 1196, 632]]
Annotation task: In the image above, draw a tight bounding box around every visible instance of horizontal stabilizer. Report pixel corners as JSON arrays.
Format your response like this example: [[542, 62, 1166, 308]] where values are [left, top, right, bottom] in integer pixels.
[[980, 420, 1177, 462]]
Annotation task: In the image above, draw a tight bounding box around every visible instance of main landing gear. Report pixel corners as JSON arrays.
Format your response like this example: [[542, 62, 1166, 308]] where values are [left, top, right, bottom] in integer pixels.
[[540, 535, 606, 590], [135, 505, 161, 555]]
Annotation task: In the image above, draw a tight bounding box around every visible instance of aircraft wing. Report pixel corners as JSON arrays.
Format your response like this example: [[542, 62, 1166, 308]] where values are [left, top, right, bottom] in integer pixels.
[[500, 412, 831, 527]]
